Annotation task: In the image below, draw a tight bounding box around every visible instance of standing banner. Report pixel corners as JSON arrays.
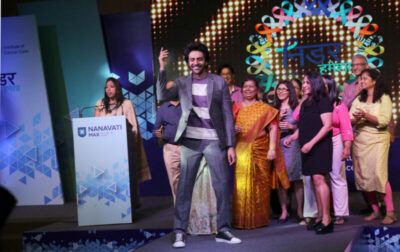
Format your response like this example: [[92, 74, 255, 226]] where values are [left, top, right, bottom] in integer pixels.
[[72, 116, 132, 226], [0, 15, 63, 205]]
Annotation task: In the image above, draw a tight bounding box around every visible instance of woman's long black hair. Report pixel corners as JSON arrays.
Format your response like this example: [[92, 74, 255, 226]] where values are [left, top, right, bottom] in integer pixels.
[[291, 78, 302, 99], [358, 69, 390, 103], [304, 71, 327, 102], [274, 80, 299, 110], [102, 77, 125, 113], [322, 75, 340, 105]]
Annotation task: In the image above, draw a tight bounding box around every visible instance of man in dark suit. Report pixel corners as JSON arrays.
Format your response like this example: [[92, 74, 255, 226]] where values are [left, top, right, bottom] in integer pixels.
[[157, 42, 241, 248]]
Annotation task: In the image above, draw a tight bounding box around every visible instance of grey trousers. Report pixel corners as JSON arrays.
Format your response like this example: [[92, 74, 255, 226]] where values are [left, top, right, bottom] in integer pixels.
[[174, 138, 231, 233]]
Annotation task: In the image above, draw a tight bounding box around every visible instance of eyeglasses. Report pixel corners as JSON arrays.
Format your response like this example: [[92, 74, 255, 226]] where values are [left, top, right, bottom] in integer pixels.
[[276, 88, 289, 92]]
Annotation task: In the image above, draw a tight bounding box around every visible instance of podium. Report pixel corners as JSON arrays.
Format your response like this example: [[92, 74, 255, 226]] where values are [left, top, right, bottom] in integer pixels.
[[72, 116, 132, 226]]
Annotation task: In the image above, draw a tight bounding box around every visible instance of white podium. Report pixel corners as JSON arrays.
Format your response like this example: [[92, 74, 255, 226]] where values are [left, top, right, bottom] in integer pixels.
[[72, 116, 132, 226]]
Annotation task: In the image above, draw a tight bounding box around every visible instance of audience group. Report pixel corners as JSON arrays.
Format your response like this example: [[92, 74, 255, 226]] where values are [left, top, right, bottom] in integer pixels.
[[151, 42, 396, 248]]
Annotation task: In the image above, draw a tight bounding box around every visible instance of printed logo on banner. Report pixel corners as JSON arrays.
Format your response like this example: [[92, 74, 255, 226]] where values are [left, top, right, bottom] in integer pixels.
[[78, 127, 87, 137], [1, 72, 21, 92], [245, 0, 385, 92]]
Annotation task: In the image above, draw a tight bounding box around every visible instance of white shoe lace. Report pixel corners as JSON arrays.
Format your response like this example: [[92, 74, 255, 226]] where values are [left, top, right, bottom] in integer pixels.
[[175, 233, 184, 242]]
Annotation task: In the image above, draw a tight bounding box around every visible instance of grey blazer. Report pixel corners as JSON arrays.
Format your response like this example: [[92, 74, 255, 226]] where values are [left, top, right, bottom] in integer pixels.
[[156, 70, 235, 149]]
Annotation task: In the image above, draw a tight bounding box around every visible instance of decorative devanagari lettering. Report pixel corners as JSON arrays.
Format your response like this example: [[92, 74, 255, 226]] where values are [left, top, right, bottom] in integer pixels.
[[280, 37, 305, 68], [317, 61, 352, 74], [279, 38, 343, 68], [0, 73, 16, 86]]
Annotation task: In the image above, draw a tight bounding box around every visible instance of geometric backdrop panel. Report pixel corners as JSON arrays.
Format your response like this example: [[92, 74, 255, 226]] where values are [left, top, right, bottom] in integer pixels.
[[101, 12, 156, 140], [0, 15, 63, 205], [23, 228, 171, 251], [101, 12, 173, 197]]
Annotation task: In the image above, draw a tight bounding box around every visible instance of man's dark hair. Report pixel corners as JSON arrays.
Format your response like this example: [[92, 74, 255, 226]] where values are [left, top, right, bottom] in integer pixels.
[[217, 64, 235, 75], [183, 42, 210, 64]]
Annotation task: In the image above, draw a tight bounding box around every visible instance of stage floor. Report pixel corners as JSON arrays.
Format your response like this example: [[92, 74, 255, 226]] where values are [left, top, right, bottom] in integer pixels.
[[1, 193, 400, 251]]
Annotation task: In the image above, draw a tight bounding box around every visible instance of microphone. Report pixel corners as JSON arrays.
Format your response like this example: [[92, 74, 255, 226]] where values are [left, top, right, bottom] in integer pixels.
[[79, 105, 100, 118]]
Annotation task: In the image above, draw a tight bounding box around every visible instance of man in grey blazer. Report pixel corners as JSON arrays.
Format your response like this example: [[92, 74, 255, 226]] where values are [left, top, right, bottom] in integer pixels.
[[157, 42, 241, 248]]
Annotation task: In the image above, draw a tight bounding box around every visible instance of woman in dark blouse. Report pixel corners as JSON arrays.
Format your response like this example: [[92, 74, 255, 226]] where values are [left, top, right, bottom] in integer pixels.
[[284, 71, 333, 234]]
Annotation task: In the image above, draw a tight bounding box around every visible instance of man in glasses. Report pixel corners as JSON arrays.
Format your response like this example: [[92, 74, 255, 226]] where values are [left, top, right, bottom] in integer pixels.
[[341, 54, 369, 109], [217, 64, 243, 104]]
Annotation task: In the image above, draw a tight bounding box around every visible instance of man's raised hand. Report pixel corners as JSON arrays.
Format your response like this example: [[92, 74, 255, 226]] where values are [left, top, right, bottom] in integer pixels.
[[159, 47, 169, 71]]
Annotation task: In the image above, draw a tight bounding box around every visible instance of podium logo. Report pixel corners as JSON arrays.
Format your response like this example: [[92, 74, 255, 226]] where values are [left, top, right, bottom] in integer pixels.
[[82, 124, 123, 137], [78, 127, 87, 137]]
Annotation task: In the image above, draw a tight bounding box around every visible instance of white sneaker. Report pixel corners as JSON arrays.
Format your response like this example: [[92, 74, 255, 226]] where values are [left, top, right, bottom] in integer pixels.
[[215, 231, 242, 244], [172, 232, 186, 248]]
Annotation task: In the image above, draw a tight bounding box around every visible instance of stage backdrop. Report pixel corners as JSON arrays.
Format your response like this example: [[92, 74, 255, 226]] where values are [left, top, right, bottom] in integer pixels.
[[0, 15, 63, 205], [101, 12, 171, 195], [151, 0, 399, 132], [18, 0, 111, 201], [18, 1, 170, 197], [151, 0, 400, 191]]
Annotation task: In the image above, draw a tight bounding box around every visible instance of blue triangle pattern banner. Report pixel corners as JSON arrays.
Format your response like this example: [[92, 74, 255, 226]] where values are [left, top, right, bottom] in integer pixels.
[[1, 16, 63, 205], [22, 228, 172, 251], [102, 12, 155, 141], [76, 160, 130, 218]]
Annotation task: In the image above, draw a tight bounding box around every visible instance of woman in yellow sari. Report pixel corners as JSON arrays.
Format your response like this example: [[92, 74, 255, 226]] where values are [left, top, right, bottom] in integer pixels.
[[233, 77, 279, 229]]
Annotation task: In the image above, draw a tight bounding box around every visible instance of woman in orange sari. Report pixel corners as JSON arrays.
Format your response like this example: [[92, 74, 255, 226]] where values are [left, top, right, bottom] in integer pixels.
[[233, 77, 279, 229]]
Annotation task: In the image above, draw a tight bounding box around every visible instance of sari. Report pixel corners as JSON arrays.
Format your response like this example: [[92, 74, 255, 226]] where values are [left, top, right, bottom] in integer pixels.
[[187, 157, 218, 235], [232, 101, 279, 229]]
